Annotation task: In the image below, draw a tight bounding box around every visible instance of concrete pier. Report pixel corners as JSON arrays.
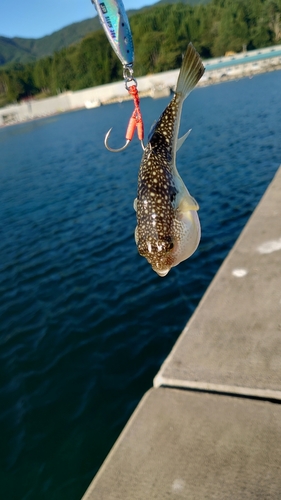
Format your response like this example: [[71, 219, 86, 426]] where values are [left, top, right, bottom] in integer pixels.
[[82, 165, 281, 499], [154, 165, 281, 400]]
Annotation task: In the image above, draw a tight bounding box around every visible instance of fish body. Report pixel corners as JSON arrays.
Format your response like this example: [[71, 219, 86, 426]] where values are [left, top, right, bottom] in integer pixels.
[[134, 43, 205, 277]]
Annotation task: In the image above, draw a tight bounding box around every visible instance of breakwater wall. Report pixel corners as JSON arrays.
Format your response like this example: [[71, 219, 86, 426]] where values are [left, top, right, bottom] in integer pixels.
[[82, 164, 281, 499], [1, 44, 281, 127]]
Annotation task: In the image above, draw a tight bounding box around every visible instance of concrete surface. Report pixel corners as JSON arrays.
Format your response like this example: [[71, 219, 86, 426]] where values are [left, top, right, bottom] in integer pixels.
[[154, 166, 281, 398], [82, 388, 281, 500]]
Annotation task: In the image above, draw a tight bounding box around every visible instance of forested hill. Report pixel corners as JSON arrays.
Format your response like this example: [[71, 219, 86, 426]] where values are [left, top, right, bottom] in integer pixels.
[[0, 0, 210, 67], [157, 0, 209, 4], [0, 19, 99, 67], [0, 0, 281, 106]]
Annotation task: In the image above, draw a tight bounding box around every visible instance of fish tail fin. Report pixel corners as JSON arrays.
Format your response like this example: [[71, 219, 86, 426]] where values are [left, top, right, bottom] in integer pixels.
[[176, 43, 205, 101]]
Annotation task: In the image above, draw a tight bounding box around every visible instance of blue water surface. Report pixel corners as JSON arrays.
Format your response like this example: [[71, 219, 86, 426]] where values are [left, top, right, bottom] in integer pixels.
[[0, 69, 281, 500]]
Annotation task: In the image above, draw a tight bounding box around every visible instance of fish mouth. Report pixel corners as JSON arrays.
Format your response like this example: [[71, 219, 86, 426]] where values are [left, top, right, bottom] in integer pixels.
[[153, 267, 170, 277]]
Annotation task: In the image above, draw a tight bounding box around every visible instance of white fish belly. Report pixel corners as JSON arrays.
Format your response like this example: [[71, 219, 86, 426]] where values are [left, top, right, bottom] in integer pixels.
[[171, 210, 201, 268]]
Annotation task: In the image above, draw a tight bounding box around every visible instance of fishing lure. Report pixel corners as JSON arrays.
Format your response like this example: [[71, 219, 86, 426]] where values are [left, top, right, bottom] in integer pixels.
[[91, 0, 134, 68], [91, 0, 144, 151]]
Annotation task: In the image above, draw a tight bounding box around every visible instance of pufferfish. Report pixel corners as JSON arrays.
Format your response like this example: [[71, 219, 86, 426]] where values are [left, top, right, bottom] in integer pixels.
[[134, 43, 205, 277]]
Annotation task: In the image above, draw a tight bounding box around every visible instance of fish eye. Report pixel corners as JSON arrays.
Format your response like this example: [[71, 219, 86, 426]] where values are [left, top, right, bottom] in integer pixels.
[[168, 241, 174, 250]]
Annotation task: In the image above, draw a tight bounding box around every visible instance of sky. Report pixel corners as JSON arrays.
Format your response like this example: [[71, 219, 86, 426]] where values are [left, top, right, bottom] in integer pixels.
[[0, 0, 157, 39]]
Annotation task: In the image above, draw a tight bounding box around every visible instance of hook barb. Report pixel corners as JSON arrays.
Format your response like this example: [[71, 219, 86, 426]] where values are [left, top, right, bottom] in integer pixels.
[[104, 128, 130, 153]]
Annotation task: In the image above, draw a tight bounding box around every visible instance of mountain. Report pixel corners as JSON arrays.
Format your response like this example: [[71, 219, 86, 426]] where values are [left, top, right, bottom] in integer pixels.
[[0, 0, 210, 67], [0, 17, 101, 67], [157, 0, 209, 4]]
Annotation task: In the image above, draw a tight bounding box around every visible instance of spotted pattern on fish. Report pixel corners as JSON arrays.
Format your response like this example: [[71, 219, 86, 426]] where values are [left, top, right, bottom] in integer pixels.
[[135, 96, 181, 269], [135, 43, 205, 276]]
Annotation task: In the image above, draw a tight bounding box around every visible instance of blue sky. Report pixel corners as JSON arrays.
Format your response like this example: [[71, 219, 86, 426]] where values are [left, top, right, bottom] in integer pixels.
[[0, 0, 157, 39]]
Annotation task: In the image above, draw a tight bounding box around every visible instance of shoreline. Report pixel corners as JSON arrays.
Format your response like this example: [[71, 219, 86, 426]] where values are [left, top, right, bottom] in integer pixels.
[[1, 44, 281, 127]]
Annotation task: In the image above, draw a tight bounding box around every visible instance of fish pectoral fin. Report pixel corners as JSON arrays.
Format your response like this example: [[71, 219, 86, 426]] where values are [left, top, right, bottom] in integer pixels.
[[176, 129, 191, 152], [178, 192, 199, 211], [133, 198, 138, 211], [174, 175, 199, 211]]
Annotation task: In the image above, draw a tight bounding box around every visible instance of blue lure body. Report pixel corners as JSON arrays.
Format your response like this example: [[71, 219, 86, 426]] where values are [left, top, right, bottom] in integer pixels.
[[92, 0, 134, 68]]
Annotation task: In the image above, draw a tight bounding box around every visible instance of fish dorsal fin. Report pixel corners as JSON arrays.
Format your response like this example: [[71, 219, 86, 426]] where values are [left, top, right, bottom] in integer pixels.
[[176, 129, 191, 152]]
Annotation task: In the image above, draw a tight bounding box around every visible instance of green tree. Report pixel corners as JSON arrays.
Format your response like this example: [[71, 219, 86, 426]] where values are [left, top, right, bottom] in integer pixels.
[[33, 57, 52, 93], [213, 1, 249, 55]]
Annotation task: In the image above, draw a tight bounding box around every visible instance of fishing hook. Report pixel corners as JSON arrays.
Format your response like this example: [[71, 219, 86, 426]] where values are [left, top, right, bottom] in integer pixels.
[[105, 125, 145, 152], [91, 1, 145, 152], [105, 84, 145, 153], [104, 128, 131, 152]]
